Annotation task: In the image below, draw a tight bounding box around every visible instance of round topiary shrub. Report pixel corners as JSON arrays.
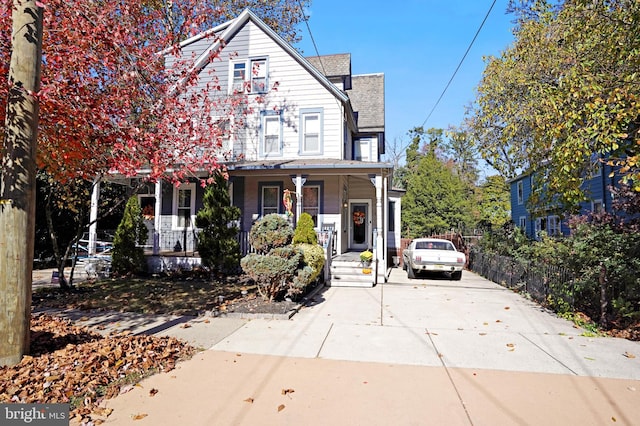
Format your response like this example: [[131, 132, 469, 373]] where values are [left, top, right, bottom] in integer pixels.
[[249, 213, 293, 254]]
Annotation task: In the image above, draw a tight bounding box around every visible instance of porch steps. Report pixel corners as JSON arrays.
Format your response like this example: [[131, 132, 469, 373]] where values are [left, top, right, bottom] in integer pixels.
[[328, 260, 375, 288]]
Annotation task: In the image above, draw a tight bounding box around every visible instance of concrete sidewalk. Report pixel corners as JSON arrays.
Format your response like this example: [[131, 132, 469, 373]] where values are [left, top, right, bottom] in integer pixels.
[[65, 269, 640, 425]]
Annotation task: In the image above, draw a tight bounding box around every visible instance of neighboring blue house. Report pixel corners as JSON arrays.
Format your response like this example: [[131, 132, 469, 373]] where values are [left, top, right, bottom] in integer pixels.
[[509, 161, 619, 238]]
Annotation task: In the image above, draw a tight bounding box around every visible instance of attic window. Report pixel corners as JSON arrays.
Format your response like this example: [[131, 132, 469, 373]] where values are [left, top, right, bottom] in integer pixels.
[[250, 58, 267, 93], [231, 62, 246, 93]]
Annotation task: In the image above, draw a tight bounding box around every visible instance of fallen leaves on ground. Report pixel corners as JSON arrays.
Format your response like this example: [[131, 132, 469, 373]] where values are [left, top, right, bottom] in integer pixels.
[[0, 314, 195, 423]]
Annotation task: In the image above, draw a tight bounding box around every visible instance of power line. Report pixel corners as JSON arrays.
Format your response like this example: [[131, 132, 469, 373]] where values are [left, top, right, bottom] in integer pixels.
[[296, 0, 327, 76], [420, 0, 497, 129]]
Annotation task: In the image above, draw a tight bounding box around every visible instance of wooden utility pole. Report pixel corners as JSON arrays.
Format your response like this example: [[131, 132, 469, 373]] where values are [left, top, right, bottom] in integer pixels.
[[0, 1, 43, 366]]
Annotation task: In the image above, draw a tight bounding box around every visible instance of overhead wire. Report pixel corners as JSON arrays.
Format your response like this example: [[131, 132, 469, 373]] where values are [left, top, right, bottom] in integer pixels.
[[419, 0, 497, 130]]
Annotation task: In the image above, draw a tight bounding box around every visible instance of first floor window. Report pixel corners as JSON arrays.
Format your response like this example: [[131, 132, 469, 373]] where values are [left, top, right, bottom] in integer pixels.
[[261, 185, 280, 216], [174, 183, 195, 229], [388, 201, 396, 232], [592, 199, 603, 213], [302, 185, 320, 226], [519, 216, 526, 231], [534, 217, 547, 238], [548, 215, 561, 236]]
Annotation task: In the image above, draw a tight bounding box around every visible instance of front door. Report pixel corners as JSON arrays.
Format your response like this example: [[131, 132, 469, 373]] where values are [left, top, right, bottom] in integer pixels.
[[349, 201, 370, 250]]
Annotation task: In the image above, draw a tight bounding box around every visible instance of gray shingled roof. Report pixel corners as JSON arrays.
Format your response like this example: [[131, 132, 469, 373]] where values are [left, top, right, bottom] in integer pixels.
[[305, 53, 351, 77], [348, 74, 385, 132]]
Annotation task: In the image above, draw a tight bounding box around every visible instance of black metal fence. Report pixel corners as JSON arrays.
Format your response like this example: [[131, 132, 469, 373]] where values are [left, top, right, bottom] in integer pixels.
[[468, 248, 574, 306]]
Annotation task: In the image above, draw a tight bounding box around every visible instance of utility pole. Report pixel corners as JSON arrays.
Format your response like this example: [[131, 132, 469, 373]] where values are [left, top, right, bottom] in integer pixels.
[[0, 1, 43, 366]]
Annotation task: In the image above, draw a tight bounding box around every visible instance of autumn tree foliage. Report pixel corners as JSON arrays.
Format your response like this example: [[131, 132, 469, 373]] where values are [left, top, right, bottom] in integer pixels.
[[1, 0, 310, 186], [469, 0, 640, 208]]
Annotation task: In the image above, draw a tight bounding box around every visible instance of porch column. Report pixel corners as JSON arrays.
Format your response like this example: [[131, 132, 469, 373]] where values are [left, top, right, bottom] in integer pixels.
[[292, 174, 306, 221], [153, 180, 161, 255], [88, 178, 100, 256], [374, 174, 384, 277]]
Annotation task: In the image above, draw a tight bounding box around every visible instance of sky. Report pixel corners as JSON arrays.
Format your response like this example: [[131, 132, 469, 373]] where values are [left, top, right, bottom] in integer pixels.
[[295, 0, 516, 155]]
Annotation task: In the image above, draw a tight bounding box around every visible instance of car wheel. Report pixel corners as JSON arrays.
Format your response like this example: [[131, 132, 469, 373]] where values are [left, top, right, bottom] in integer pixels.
[[452, 271, 462, 281], [407, 267, 415, 279]]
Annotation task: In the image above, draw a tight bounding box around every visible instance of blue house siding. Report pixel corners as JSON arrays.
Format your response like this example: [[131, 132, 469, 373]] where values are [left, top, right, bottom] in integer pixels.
[[509, 162, 622, 239]]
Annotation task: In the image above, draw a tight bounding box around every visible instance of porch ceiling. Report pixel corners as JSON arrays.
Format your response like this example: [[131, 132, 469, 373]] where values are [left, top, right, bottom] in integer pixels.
[[226, 159, 393, 176]]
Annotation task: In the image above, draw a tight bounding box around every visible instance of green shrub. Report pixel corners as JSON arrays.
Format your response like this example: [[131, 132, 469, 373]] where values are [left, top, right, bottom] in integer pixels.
[[249, 214, 293, 254], [295, 243, 325, 284], [293, 212, 317, 244], [196, 173, 241, 274], [111, 196, 148, 276], [240, 252, 299, 301]]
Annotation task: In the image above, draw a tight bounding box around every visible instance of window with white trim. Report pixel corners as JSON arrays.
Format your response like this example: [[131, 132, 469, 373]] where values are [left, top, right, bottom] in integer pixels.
[[518, 216, 526, 231], [354, 138, 371, 161], [173, 183, 195, 229], [534, 217, 547, 238], [548, 215, 561, 236], [517, 181, 524, 205], [261, 185, 280, 216], [302, 185, 320, 226], [231, 62, 246, 94], [300, 109, 323, 154], [592, 199, 603, 213], [261, 112, 281, 156], [250, 58, 267, 93]]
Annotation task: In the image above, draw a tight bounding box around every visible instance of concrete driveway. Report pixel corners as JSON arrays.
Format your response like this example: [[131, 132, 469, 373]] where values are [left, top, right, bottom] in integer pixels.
[[85, 269, 640, 426], [212, 268, 640, 379]]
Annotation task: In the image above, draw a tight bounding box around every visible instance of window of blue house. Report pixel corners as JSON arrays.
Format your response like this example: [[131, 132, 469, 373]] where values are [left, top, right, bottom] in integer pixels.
[[517, 181, 524, 205], [518, 216, 526, 231]]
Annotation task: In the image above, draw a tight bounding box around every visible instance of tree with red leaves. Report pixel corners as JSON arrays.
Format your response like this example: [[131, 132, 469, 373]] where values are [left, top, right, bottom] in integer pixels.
[[1, 0, 309, 365]]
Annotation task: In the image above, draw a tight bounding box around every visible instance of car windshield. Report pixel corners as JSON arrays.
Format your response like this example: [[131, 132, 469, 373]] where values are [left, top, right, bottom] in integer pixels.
[[415, 241, 454, 250]]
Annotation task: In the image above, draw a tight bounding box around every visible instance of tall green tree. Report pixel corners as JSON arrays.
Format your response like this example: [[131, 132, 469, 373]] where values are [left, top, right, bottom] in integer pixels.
[[469, 0, 640, 209], [477, 175, 511, 230], [402, 149, 475, 238], [111, 196, 148, 276], [195, 173, 241, 274]]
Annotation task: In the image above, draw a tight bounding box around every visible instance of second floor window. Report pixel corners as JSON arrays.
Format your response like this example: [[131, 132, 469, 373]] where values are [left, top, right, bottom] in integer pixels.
[[261, 112, 282, 156], [517, 181, 524, 205], [300, 109, 322, 155], [354, 138, 372, 161]]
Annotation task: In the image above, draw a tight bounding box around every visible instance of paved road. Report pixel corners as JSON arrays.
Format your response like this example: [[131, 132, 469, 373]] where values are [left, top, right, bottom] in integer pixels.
[[58, 269, 640, 426]]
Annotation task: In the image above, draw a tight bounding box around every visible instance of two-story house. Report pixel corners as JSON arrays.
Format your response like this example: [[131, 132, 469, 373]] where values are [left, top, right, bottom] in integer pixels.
[[87, 9, 400, 281], [509, 160, 618, 238]]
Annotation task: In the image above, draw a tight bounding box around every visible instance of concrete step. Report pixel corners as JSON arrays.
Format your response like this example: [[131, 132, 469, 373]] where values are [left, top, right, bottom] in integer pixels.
[[328, 260, 375, 287]]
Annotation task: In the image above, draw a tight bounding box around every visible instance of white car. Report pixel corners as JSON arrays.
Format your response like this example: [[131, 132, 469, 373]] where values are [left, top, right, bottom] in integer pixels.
[[402, 238, 465, 280]]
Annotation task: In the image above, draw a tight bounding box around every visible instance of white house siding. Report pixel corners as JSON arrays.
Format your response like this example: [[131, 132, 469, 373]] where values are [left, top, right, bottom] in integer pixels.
[[189, 20, 345, 162]]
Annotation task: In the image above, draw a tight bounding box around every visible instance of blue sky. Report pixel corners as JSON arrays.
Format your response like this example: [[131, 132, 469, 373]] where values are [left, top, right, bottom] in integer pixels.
[[295, 0, 516, 150]]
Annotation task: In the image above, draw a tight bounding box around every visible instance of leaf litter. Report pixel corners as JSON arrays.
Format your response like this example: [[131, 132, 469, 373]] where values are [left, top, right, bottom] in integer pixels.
[[0, 314, 195, 424]]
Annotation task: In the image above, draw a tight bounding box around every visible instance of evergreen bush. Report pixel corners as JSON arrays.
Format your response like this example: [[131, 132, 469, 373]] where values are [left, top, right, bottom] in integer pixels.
[[196, 173, 241, 274], [111, 196, 148, 275], [248, 213, 293, 254], [293, 212, 317, 244]]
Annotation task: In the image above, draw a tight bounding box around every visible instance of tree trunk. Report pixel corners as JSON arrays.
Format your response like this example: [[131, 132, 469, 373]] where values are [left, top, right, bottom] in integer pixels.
[[0, 1, 43, 366]]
